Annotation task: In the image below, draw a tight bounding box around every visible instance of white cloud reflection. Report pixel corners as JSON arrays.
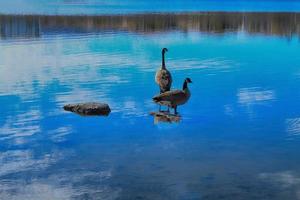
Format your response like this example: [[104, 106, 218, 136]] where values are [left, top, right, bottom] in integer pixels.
[[224, 104, 234, 116], [0, 169, 119, 200], [0, 37, 129, 100], [0, 149, 66, 177], [238, 87, 275, 106], [259, 171, 300, 199], [167, 57, 236, 72], [48, 126, 72, 143], [286, 118, 300, 136], [0, 110, 41, 144], [120, 99, 148, 118], [260, 171, 300, 188], [0, 147, 119, 200], [0, 181, 73, 200]]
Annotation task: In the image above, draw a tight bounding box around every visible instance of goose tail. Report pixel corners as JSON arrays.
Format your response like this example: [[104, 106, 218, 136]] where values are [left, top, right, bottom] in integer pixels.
[[153, 95, 162, 102]]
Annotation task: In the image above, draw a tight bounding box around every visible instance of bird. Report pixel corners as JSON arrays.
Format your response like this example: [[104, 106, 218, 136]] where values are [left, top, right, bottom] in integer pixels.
[[153, 78, 192, 115], [155, 48, 172, 111], [155, 48, 172, 94]]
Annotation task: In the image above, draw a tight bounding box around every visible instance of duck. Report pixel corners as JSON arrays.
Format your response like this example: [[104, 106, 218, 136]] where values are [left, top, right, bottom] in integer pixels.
[[155, 48, 172, 94], [153, 78, 192, 115]]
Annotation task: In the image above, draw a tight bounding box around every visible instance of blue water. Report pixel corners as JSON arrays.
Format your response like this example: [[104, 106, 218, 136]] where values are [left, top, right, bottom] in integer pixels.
[[1, 13, 300, 199], [2, 0, 300, 14]]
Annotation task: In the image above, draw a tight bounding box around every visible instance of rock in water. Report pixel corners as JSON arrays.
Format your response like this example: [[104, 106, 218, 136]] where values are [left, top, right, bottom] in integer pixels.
[[150, 111, 181, 123], [63, 102, 111, 116]]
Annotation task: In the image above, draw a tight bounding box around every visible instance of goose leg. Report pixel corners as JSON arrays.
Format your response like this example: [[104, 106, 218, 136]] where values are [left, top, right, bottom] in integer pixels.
[[167, 106, 170, 112], [174, 106, 178, 115], [159, 89, 163, 112]]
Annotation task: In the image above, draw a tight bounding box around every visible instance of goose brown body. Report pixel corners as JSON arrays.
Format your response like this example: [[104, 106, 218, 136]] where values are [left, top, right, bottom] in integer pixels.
[[155, 48, 172, 93], [155, 69, 172, 93], [153, 78, 192, 114]]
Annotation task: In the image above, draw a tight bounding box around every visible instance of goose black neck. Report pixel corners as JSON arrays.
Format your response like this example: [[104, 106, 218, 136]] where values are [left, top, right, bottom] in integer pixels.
[[183, 81, 188, 90], [162, 51, 166, 69]]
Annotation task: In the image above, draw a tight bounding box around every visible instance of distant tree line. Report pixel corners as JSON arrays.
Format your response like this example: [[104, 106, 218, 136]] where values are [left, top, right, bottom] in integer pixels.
[[1, 12, 300, 38]]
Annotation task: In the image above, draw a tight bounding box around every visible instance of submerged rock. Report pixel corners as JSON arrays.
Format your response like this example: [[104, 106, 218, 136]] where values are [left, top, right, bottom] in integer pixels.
[[63, 102, 111, 116], [150, 111, 181, 123]]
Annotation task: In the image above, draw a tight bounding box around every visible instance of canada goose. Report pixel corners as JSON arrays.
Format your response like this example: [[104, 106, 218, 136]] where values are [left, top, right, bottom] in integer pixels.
[[155, 48, 172, 94], [153, 78, 192, 115]]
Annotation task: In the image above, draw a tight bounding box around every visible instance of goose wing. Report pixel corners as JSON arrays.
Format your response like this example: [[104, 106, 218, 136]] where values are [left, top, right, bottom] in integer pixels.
[[155, 69, 172, 90], [160, 70, 172, 88], [153, 90, 185, 102]]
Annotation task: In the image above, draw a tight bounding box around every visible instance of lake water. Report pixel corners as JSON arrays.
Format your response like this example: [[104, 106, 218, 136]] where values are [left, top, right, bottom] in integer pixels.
[[1, 11, 300, 200], [2, 0, 300, 14]]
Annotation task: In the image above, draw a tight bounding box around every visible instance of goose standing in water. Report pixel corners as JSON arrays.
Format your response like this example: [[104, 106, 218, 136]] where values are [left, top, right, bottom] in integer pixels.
[[155, 48, 172, 93], [155, 48, 172, 111], [153, 78, 192, 115]]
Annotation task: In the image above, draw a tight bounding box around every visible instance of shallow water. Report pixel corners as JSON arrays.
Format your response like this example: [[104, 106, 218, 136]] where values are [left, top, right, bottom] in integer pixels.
[[1, 13, 300, 199]]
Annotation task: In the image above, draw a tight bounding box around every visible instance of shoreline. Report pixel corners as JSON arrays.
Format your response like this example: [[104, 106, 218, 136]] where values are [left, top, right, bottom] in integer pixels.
[[1, 12, 299, 38], [0, 11, 300, 17]]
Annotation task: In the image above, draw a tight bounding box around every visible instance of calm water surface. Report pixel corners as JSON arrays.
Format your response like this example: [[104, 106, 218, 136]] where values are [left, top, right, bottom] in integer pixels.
[[1, 13, 300, 199], [2, 0, 300, 14]]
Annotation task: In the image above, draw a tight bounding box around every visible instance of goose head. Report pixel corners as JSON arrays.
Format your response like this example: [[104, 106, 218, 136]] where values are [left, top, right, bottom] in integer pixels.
[[185, 77, 192, 84], [183, 78, 192, 90], [162, 48, 168, 54]]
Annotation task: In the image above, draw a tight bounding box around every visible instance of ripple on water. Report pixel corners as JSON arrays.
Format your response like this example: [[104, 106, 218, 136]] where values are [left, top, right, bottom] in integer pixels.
[[286, 118, 300, 137]]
